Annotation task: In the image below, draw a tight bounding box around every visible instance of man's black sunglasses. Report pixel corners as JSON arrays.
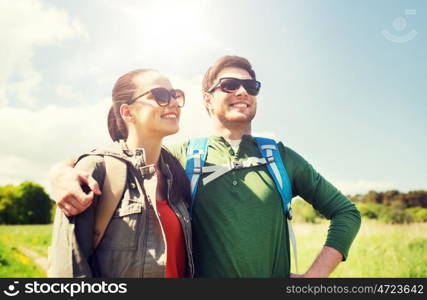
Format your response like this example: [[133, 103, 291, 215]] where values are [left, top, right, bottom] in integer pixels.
[[131, 87, 185, 107], [207, 77, 261, 96]]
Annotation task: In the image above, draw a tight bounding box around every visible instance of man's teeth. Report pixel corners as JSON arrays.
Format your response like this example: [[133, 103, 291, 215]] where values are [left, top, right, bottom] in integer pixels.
[[232, 103, 248, 108], [162, 114, 177, 119]]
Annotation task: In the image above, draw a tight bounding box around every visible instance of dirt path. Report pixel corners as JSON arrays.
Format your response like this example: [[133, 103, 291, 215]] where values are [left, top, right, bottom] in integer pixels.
[[17, 246, 48, 272]]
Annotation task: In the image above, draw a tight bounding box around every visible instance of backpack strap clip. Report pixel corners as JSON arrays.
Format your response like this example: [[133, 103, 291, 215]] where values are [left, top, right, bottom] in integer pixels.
[[231, 161, 244, 169]]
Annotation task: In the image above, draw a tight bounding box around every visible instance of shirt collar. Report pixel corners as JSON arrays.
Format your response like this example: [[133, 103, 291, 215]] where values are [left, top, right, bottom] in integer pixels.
[[118, 140, 172, 180], [209, 134, 255, 146]]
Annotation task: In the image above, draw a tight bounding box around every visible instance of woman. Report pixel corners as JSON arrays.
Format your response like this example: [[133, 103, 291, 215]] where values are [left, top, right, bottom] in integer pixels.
[[48, 69, 194, 278]]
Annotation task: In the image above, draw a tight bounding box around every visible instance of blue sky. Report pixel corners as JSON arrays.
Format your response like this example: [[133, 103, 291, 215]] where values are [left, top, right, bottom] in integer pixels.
[[0, 0, 425, 194]]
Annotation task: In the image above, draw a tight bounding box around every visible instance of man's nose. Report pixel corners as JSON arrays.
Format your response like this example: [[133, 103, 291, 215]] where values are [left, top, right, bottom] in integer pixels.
[[234, 84, 248, 96]]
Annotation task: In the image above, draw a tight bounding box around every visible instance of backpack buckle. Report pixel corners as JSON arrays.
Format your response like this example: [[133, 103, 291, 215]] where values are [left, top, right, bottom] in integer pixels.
[[267, 156, 275, 164], [231, 161, 243, 169]]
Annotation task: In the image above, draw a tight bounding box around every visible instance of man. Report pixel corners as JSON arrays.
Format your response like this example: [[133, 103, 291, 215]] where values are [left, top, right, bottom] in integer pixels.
[[50, 55, 361, 278]]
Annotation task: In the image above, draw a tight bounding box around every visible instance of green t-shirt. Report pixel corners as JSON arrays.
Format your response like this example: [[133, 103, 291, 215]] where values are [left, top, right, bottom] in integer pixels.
[[168, 135, 361, 277]]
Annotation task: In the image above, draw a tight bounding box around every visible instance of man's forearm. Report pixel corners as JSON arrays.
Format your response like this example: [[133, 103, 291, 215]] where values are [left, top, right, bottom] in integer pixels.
[[48, 159, 76, 184], [303, 246, 343, 278], [47, 158, 100, 216]]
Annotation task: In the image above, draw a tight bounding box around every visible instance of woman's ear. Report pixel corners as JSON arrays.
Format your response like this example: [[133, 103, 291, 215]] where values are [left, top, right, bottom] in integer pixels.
[[120, 104, 134, 123], [203, 92, 213, 114]]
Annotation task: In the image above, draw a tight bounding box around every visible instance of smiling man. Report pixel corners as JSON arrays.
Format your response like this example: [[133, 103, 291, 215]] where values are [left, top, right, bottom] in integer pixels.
[[50, 55, 361, 278], [204, 66, 258, 137], [166, 56, 361, 277]]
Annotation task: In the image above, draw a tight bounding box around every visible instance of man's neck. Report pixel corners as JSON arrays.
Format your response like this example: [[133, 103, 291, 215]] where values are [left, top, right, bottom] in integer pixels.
[[212, 119, 252, 140]]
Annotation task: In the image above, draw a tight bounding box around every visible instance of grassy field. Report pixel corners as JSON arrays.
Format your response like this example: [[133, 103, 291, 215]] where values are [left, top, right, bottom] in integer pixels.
[[291, 219, 427, 277], [0, 224, 51, 277], [0, 220, 426, 277]]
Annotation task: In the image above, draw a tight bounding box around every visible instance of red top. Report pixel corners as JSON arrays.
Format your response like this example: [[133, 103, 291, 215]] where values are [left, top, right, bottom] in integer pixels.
[[156, 199, 187, 278]]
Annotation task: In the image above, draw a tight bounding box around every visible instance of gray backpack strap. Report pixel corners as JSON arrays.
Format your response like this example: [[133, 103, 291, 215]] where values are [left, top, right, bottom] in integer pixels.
[[93, 155, 127, 249]]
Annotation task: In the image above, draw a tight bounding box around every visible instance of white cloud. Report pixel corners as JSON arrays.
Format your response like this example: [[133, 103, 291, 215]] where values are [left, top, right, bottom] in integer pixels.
[[0, 0, 89, 107], [0, 99, 111, 191], [55, 84, 84, 103], [0, 155, 48, 187]]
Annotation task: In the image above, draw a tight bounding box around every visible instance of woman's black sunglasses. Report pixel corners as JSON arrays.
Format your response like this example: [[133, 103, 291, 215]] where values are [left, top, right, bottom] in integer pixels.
[[207, 77, 261, 96], [131, 87, 185, 107]]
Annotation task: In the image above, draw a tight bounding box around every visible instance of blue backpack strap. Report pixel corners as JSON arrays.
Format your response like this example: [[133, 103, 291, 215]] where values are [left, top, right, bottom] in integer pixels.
[[185, 137, 209, 214], [255, 137, 293, 219]]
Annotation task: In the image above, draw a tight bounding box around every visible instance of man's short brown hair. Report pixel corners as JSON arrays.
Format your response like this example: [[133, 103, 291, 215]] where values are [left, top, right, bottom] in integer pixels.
[[202, 55, 257, 93]]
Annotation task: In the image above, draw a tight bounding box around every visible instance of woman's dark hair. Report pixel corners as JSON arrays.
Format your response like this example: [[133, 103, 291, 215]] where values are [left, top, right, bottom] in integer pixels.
[[161, 148, 192, 207], [108, 69, 155, 141]]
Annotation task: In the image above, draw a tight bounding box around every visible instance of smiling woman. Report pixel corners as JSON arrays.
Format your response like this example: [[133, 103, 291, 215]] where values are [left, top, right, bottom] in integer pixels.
[[48, 68, 194, 278]]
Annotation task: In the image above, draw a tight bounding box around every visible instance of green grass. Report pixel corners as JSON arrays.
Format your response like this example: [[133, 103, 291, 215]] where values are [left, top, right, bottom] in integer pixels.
[[0, 221, 426, 277], [0, 241, 45, 277], [0, 224, 52, 257], [0, 224, 52, 277], [291, 219, 427, 277]]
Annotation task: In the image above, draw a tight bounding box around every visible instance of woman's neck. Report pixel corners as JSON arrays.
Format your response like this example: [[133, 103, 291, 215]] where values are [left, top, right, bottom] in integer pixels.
[[126, 130, 162, 166]]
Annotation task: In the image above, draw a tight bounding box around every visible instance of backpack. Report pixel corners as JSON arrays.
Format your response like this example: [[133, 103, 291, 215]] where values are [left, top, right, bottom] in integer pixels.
[[90, 153, 158, 250], [47, 154, 127, 277], [92, 155, 127, 249], [184, 137, 298, 273]]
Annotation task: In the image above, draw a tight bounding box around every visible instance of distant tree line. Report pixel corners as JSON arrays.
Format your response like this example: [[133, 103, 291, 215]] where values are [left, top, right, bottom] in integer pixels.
[[348, 190, 427, 208], [0, 181, 52, 224], [293, 190, 427, 224], [350, 190, 427, 224]]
